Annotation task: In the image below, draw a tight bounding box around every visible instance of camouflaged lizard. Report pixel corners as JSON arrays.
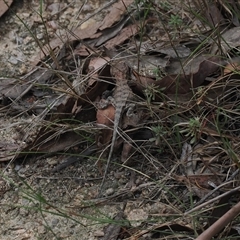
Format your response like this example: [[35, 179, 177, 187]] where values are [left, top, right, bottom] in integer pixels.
[[99, 60, 133, 194]]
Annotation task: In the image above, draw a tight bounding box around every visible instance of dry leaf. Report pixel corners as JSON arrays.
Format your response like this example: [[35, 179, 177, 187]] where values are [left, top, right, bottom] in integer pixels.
[[211, 27, 240, 54], [133, 56, 220, 95], [105, 23, 139, 49], [0, 0, 12, 17], [97, 105, 115, 126], [224, 61, 240, 75], [99, 0, 134, 30]]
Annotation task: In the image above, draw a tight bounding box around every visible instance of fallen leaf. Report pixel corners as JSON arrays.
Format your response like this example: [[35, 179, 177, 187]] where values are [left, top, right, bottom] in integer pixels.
[[88, 57, 110, 73], [105, 23, 139, 49], [0, 78, 30, 99], [224, 60, 240, 75], [133, 56, 220, 95], [157, 44, 191, 58], [99, 0, 134, 30], [94, 14, 131, 47], [203, 2, 225, 26], [96, 105, 115, 126], [0, 0, 12, 17], [33, 0, 133, 64], [121, 142, 133, 163], [211, 27, 240, 54]]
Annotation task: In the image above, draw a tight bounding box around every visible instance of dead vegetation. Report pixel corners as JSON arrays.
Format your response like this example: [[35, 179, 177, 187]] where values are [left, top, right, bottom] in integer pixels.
[[0, 0, 240, 239]]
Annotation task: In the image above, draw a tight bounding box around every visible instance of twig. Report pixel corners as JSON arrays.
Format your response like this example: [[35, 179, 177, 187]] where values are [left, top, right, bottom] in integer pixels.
[[195, 200, 240, 240]]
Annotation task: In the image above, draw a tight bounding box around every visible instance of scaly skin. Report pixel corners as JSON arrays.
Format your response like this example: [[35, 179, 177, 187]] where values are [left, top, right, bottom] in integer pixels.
[[99, 61, 132, 194]]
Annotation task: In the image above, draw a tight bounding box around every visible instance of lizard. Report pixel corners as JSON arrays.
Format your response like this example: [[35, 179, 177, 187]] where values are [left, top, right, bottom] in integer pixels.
[[99, 59, 133, 195]]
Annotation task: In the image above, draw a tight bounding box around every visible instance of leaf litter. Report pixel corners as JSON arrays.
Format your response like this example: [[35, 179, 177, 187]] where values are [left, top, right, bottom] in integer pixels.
[[0, 0, 240, 239]]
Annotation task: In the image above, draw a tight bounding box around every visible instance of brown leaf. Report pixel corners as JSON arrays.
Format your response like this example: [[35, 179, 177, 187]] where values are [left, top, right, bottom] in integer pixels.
[[88, 57, 110, 73], [174, 174, 222, 198], [105, 23, 139, 49], [204, 3, 225, 26], [94, 14, 131, 47], [211, 27, 240, 54], [33, 23, 101, 64], [33, 0, 133, 64], [96, 105, 115, 126], [121, 142, 132, 163], [157, 45, 191, 58], [131, 71, 156, 92], [73, 45, 96, 57], [0, 0, 12, 17], [99, 0, 134, 30], [133, 56, 220, 95], [87, 57, 110, 87], [0, 78, 30, 99], [96, 128, 113, 149], [187, 174, 222, 189], [223, 61, 240, 75]]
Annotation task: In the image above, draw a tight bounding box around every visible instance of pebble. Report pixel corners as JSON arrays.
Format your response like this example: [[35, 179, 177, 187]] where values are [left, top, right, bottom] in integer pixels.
[[105, 187, 114, 196]]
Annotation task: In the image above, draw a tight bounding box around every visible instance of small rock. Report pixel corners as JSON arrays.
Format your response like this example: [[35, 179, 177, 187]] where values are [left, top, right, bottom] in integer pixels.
[[38, 225, 46, 234], [82, 4, 92, 12], [14, 164, 21, 171], [47, 157, 58, 166], [36, 33, 44, 40], [8, 56, 18, 65], [126, 208, 148, 227], [94, 230, 104, 237], [51, 218, 59, 227], [105, 188, 114, 196]]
